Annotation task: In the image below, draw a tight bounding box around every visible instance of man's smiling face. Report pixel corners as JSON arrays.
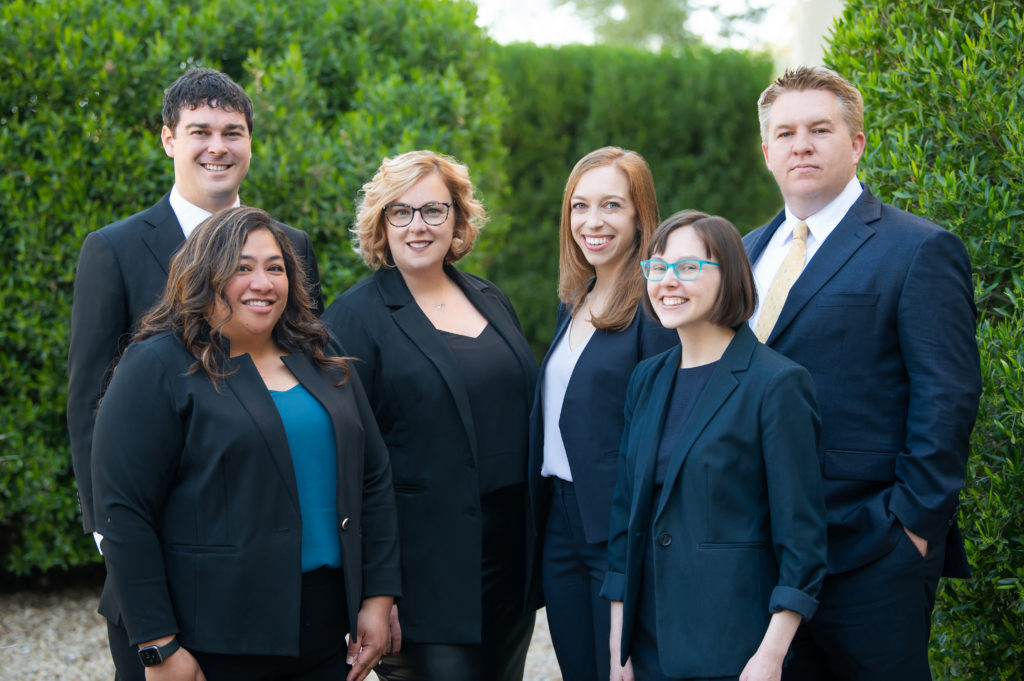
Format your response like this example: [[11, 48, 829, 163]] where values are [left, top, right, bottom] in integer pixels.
[[161, 104, 251, 213]]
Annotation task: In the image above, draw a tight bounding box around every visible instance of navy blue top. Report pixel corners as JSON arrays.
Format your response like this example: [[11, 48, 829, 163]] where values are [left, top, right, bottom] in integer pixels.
[[270, 383, 341, 572], [654, 361, 717, 487]]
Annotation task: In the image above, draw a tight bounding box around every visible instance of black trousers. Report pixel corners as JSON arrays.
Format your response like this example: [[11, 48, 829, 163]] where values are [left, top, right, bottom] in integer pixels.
[[783, 531, 945, 681], [107, 566, 350, 681], [376, 485, 535, 681]]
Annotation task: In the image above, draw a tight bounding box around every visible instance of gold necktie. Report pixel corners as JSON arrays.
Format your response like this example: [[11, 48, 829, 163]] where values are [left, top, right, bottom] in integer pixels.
[[754, 221, 809, 343]]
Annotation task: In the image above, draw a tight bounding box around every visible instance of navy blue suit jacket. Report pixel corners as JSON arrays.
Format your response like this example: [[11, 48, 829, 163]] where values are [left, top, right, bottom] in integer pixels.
[[603, 325, 827, 678], [321, 265, 538, 643], [527, 304, 677, 546], [744, 186, 981, 576]]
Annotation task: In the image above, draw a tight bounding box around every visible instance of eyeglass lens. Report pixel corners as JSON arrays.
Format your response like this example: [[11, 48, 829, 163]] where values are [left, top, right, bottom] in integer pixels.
[[385, 202, 450, 227]]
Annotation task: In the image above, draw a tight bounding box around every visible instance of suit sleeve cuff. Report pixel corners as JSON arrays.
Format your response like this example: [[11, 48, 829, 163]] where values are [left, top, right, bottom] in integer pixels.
[[600, 571, 626, 602], [888, 488, 951, 544], [769, 585, 818, 621]]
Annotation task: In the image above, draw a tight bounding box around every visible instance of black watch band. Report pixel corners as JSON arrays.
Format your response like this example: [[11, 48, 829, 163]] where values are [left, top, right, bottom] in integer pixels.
[[138, 638, 181, 667]]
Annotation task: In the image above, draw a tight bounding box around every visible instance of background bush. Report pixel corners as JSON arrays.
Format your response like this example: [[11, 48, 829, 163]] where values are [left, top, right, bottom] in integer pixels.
[[1, 1, 782, 575], [828, 1, 1024, 678], [490, 43, 778, 357], [0, 0, 506, 574]]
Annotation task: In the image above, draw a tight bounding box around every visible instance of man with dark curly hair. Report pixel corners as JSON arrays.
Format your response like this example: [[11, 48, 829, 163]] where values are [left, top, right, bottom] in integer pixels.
[[67, 67, 323, 681]]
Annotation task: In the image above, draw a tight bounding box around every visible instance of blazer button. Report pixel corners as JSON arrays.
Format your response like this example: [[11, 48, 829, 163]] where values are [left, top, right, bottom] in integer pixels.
[[658, 533, 672, 547], [341, 518, 350, 531]]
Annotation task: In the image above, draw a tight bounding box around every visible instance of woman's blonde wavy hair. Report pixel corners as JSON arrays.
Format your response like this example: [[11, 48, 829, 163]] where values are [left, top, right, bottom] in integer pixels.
[[352, 150, 486, 269]]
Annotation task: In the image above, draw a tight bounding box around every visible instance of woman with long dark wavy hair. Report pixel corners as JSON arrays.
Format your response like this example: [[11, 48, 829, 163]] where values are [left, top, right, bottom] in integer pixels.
[[92, 206, 400, 681]]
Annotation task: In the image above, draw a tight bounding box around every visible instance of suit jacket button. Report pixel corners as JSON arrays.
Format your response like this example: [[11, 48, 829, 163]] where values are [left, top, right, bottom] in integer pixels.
[[341, 518, 350, 531], [658, 533, 672, 547]]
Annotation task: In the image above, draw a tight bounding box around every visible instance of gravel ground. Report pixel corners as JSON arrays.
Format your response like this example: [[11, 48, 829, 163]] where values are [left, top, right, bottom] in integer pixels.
[[0, 580, 562, 681]]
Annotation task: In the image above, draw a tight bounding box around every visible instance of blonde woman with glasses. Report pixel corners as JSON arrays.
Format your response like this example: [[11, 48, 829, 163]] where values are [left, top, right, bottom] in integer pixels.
[[322, 150, 538, 681]]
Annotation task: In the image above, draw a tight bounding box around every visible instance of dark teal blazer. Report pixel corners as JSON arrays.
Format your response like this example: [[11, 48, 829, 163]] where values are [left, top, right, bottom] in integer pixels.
[[603, 325, 827, 678]]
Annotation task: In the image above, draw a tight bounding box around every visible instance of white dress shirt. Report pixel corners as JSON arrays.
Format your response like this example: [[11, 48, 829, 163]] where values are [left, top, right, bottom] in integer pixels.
[[169, 184, 241, 238], [749, 177, 863, 330], [540, 319, 594, 482]]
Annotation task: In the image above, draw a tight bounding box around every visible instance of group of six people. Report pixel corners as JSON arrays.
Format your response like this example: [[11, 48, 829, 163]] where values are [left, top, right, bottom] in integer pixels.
[[67, 65, 981, 681]]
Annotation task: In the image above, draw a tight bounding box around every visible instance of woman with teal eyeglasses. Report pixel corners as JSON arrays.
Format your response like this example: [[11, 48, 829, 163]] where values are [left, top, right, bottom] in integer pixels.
[[603, 210, 827, 681]]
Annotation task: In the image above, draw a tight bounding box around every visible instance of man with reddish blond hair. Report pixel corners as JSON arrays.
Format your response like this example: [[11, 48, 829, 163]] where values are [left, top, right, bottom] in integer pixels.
[[744, 66, 981, 680]]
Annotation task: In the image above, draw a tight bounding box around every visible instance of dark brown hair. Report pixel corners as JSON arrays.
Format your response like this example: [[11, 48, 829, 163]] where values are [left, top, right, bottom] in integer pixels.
[[162, 67, 254, 134], [558, 147, 660, 331], [643, 210, 757, 329], [134, 206, 348, 385]]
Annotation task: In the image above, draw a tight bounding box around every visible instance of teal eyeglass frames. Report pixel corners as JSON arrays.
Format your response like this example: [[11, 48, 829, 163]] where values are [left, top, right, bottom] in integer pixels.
[[640, 258, 721, 281]]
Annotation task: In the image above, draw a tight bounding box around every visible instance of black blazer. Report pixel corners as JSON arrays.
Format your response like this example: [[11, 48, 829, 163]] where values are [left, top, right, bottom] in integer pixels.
[[527, 303, 677, 545], [604, 325, 827, 678], [321, 265, 539, 643], [68, 193, 322, 533], [744, 186, 981, 576], [91, 331, 400, 655]]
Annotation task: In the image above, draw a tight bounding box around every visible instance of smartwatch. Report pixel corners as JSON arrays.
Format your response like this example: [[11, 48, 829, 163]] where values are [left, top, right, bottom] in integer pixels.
[[138, 638, 181, 667]]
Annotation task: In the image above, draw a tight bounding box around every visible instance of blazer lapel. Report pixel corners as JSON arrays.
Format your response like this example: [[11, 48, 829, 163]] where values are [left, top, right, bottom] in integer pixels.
[[766, 187, 880, 344], [537, 306, 571, 385], [375, 268, 480, 461], [223, 354, 301, 514], [747, 210, 785, 263], [140, 193, 186, 275], [632, 348, 680, 522], [282, 354, 355, 478], [452, 265, 539, 394], [653, 328, 757, 520]]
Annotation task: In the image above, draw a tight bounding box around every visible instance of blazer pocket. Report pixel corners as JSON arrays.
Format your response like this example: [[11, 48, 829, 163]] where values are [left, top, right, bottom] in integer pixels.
[[824, 449, 897, 482], [698, 541, 768, 550], [167, 543, 237, 554], [393, 483, 426, 494], [817, 292, 879, 307], [603, 449, 620, 460]]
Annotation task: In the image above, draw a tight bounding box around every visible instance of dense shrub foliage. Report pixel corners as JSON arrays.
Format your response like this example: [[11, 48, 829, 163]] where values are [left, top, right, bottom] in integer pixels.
[[0, 0, 506, 574], [490, 43, 778, 357], [828, 2, 1024, 678]]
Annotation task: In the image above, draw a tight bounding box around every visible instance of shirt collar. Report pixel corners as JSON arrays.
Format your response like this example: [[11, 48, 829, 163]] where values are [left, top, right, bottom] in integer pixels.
[[169, 185, 241, 238], [783, 176, 863, 245]]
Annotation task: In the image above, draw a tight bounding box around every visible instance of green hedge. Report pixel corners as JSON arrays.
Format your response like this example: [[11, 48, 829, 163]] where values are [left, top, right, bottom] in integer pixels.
[[488, 43, 779, 357], [0, 0, 506, 574], [827, 2, 1024, 678]]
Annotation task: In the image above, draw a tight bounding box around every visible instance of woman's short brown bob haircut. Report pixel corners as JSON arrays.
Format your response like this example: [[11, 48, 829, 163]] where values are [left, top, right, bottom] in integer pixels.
[[642, 210, 758, 330], [352, 150, 486, 269]]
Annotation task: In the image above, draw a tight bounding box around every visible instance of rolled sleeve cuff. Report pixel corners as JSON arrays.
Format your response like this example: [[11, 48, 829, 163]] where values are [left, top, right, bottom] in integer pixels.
[[600, 570, 626, 602], [769, 585, 818, 621]]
